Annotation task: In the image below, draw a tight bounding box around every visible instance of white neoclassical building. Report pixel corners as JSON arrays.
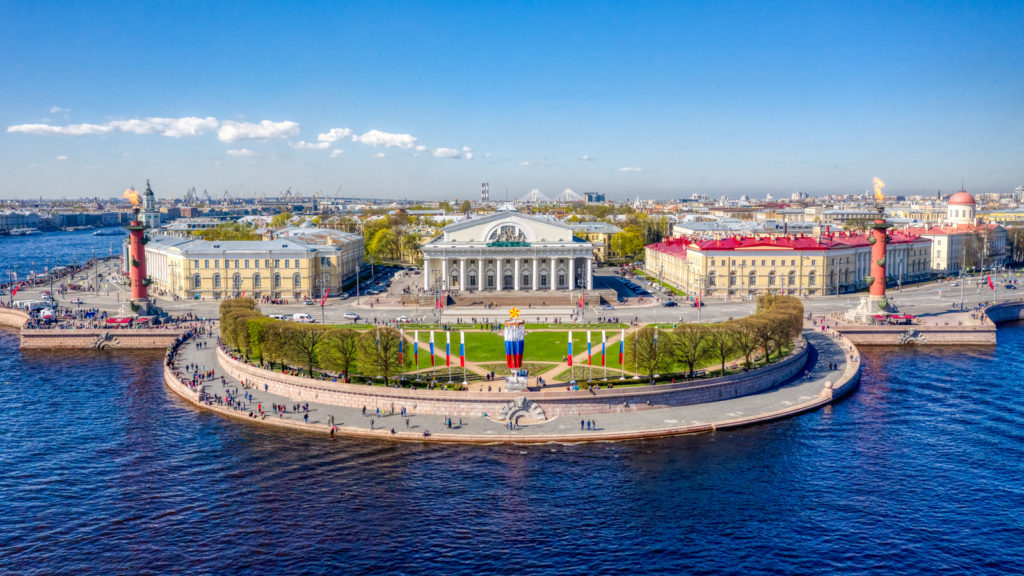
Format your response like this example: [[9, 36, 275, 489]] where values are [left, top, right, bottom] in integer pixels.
[[421, 207, 594, 292]]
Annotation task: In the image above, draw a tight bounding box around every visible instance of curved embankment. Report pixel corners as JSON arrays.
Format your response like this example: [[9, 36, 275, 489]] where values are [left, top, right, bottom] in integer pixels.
[[984, 300, 1024, 325], [163, 332, 862, 444], [213, 339, 809, 418], [0, 309, 29, 330]]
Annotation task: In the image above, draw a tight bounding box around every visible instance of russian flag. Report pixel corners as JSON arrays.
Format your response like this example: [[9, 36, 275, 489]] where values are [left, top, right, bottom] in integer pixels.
[[460, 332, 465, 368], [587, 331, 592, 365], [414, 330, 419, 366], [399, 328, 404, 364], [619, 329, 624, 365], [601, 330, 606, 367], [567, 331, 573, 366], [11, 282, 21, 297], [445, 333, 451, 367], [321, 288, 329, 306], [429, 331, 435, 367]]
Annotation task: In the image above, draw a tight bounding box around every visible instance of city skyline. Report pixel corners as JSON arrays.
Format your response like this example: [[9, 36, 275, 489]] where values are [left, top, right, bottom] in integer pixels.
[[2, 1, 1023, 200]]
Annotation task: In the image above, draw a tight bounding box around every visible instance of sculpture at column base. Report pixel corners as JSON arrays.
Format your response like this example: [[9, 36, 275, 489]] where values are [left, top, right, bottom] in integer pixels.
[[846, 203, 896, 324]]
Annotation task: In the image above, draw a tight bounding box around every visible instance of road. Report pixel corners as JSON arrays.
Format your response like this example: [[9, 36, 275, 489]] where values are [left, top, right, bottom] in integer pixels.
[[8, 259, 1018, 325]]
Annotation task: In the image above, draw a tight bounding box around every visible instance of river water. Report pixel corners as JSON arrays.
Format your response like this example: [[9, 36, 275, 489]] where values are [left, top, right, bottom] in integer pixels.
[[0, 227, 124, 280], [1, 322, 1022, 575]]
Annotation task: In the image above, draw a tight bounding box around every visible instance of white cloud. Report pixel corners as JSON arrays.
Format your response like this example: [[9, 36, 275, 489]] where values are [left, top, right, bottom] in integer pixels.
[[291, 140, 330, 150], [372, 152, 386, 158], [227, 148, 256, 157], [9, 122, 113, 136], [317, 128, 352, 143], [580, 154, 594, 162], [50, 106, 68, 114], [7, 116, 219, 138], [330, 149, 343, 158], [433, 147, 460, 158], [353, 129, 418, 149], [217, 120, 299, 143], [415, 144, 427, 152], [56, 155, 68, 161], [518, 161, 533, 166], [618, 166, 646, 173]]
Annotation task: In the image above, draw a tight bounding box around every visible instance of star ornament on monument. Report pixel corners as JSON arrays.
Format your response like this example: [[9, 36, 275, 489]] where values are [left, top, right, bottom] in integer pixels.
[[503, 306, 527, 391], [509, 306, 520, 319]]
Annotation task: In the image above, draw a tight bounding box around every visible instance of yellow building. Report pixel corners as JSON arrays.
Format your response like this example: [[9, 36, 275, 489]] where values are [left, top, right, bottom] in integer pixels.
[[645, 232, 931, 298], [144, 231, 362, 301], [570, 222, 624, 262]]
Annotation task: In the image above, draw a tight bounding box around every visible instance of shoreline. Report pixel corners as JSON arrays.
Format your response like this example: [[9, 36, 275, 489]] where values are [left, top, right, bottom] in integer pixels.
[[163, 329, 861, 444]]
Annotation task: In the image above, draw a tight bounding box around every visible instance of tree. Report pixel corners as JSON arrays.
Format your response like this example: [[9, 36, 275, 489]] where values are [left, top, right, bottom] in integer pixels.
[[197, 222, 260, 241], [747, 315, 776, 362], [358, 327, 405, 384], [731, 320, 759, 368], [370, 228, 398, 262], [627, 326, 671, 379], [611, 225, 645, 258], [270, 211, 292, 228], [672, 323, 711, 377], [706, 323, 737, 376], [458, 200, 471, 213], [320, 328, 360, 380], [261, 322, 288, 371], [290, 325, 328, 376], [439, 201, 452, 212], [401, 233, 421, 265], [247, 317, 275, 363]]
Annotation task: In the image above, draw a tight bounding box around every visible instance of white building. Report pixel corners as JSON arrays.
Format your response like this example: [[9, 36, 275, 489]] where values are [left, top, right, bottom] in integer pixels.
[[420, 206, 594, 292], [905, 191, 1007, 273]]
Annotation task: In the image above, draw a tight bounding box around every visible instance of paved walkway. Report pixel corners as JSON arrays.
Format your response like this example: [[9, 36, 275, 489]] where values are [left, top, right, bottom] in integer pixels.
[[166, 328, 858, 443]]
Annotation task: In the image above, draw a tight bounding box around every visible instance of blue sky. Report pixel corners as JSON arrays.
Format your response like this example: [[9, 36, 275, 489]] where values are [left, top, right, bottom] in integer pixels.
[[2, 1, 1023, 201]]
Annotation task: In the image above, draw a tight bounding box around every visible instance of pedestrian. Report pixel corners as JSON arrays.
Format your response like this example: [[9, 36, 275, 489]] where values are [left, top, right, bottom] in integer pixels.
[[581, 419, 584, 430], [370, 419, 374, 430], [406, 418, 410, 428]]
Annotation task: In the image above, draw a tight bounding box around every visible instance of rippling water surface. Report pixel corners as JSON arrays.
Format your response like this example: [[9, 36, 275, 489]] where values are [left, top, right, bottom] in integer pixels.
[[1, 325, 1023, 575]]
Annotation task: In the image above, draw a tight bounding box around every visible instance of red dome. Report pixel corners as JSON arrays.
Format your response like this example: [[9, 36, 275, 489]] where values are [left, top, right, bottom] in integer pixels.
[[948, 191, 976, 205]]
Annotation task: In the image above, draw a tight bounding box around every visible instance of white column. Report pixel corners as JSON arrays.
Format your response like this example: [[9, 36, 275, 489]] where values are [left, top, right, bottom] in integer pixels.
[[569, 257, 576, 290], [514, 258, 521, 291], [532, 259, 539, 290], [460, 258, 466, 291], [442, 258, 448, 289], [423, 257, 430, 290], [586, 257, 593, 290], [496, 258, 502, 291], [550, 258, 557, 291]]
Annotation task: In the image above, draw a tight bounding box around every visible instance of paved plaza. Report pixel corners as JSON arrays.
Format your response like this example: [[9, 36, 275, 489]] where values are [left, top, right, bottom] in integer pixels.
[[168, 328, 856, 442]]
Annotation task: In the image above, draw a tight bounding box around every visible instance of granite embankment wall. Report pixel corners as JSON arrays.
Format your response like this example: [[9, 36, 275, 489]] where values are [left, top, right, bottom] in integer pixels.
[[835, 324, 996, 346], [984, 300, 1024, 324], [0, 309, 29, 329], [20, 328, 184, 349], [164, 335, 860, 444], [215, 338, 809, 418]]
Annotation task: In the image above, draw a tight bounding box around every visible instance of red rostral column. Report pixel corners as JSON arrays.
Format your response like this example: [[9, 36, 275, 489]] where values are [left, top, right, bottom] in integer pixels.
[[127, 216, 148, 300], [869, 205, 889, 299]]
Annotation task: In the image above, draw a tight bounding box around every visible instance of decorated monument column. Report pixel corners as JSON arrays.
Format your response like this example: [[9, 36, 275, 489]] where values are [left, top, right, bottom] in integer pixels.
[[122, 186, 152, 315], [503, 306, 527, 391], [868, 206, 890, 308]]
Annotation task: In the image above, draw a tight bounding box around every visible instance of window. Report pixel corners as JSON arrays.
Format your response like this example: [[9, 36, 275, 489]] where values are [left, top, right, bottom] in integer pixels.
[[749, 270, 757, 285], [235, 260, 240, 269], [275, 259, 280, 268], [265, 259, 270, 268], [487, 274, 494, 288], [761, 260, 766, 266], [294, 259, 299, 268], [522, 273, 529, 286], [193, 274, 201, 289], [213, 274, 222, 288], [771, 260, 776, 266], [274, 274, 281, 288], [254, 274, 262, 288], [558, 273, 565, 287], [244, 260, 249, 269], [254, 260, 259, 269], [285, 260, 290, 269], [788, 270, 796, 286], [193, 260, 199, 269], [729, 271, 737, 286], [204, 260, 209, 269], [541, 274, 548, 286], [293, 273, 301, 288], [768, 271, 777, 286], [469, 274, 477, 287], [214, 260, 219, 269], [708, 271, 716, 286]]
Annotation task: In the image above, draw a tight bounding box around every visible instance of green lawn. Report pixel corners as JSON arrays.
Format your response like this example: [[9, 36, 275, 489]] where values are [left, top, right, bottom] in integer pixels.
[[407, 329, 613, 365], [478, 361, 557, 376]]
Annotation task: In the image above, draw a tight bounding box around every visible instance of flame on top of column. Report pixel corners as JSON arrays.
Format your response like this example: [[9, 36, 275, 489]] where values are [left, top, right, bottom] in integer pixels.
[[873, 177, 886, 202], [123, 187, 140, 205]]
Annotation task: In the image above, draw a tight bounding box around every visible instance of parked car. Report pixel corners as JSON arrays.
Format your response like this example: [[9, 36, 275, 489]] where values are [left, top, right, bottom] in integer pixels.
[[343, 312, 360, 320], [691, 301, 705, 307], [303, 299, 315, 305], [396, 315, 409, 322], [600, 304, 615, 310], [662, 301, 678, 307], [1005, 284, 1017, 290], [291, 313, 315, 323]]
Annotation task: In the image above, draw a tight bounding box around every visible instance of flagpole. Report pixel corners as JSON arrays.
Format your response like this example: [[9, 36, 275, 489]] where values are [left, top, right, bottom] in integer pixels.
[[602, 330, 607, 381]]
